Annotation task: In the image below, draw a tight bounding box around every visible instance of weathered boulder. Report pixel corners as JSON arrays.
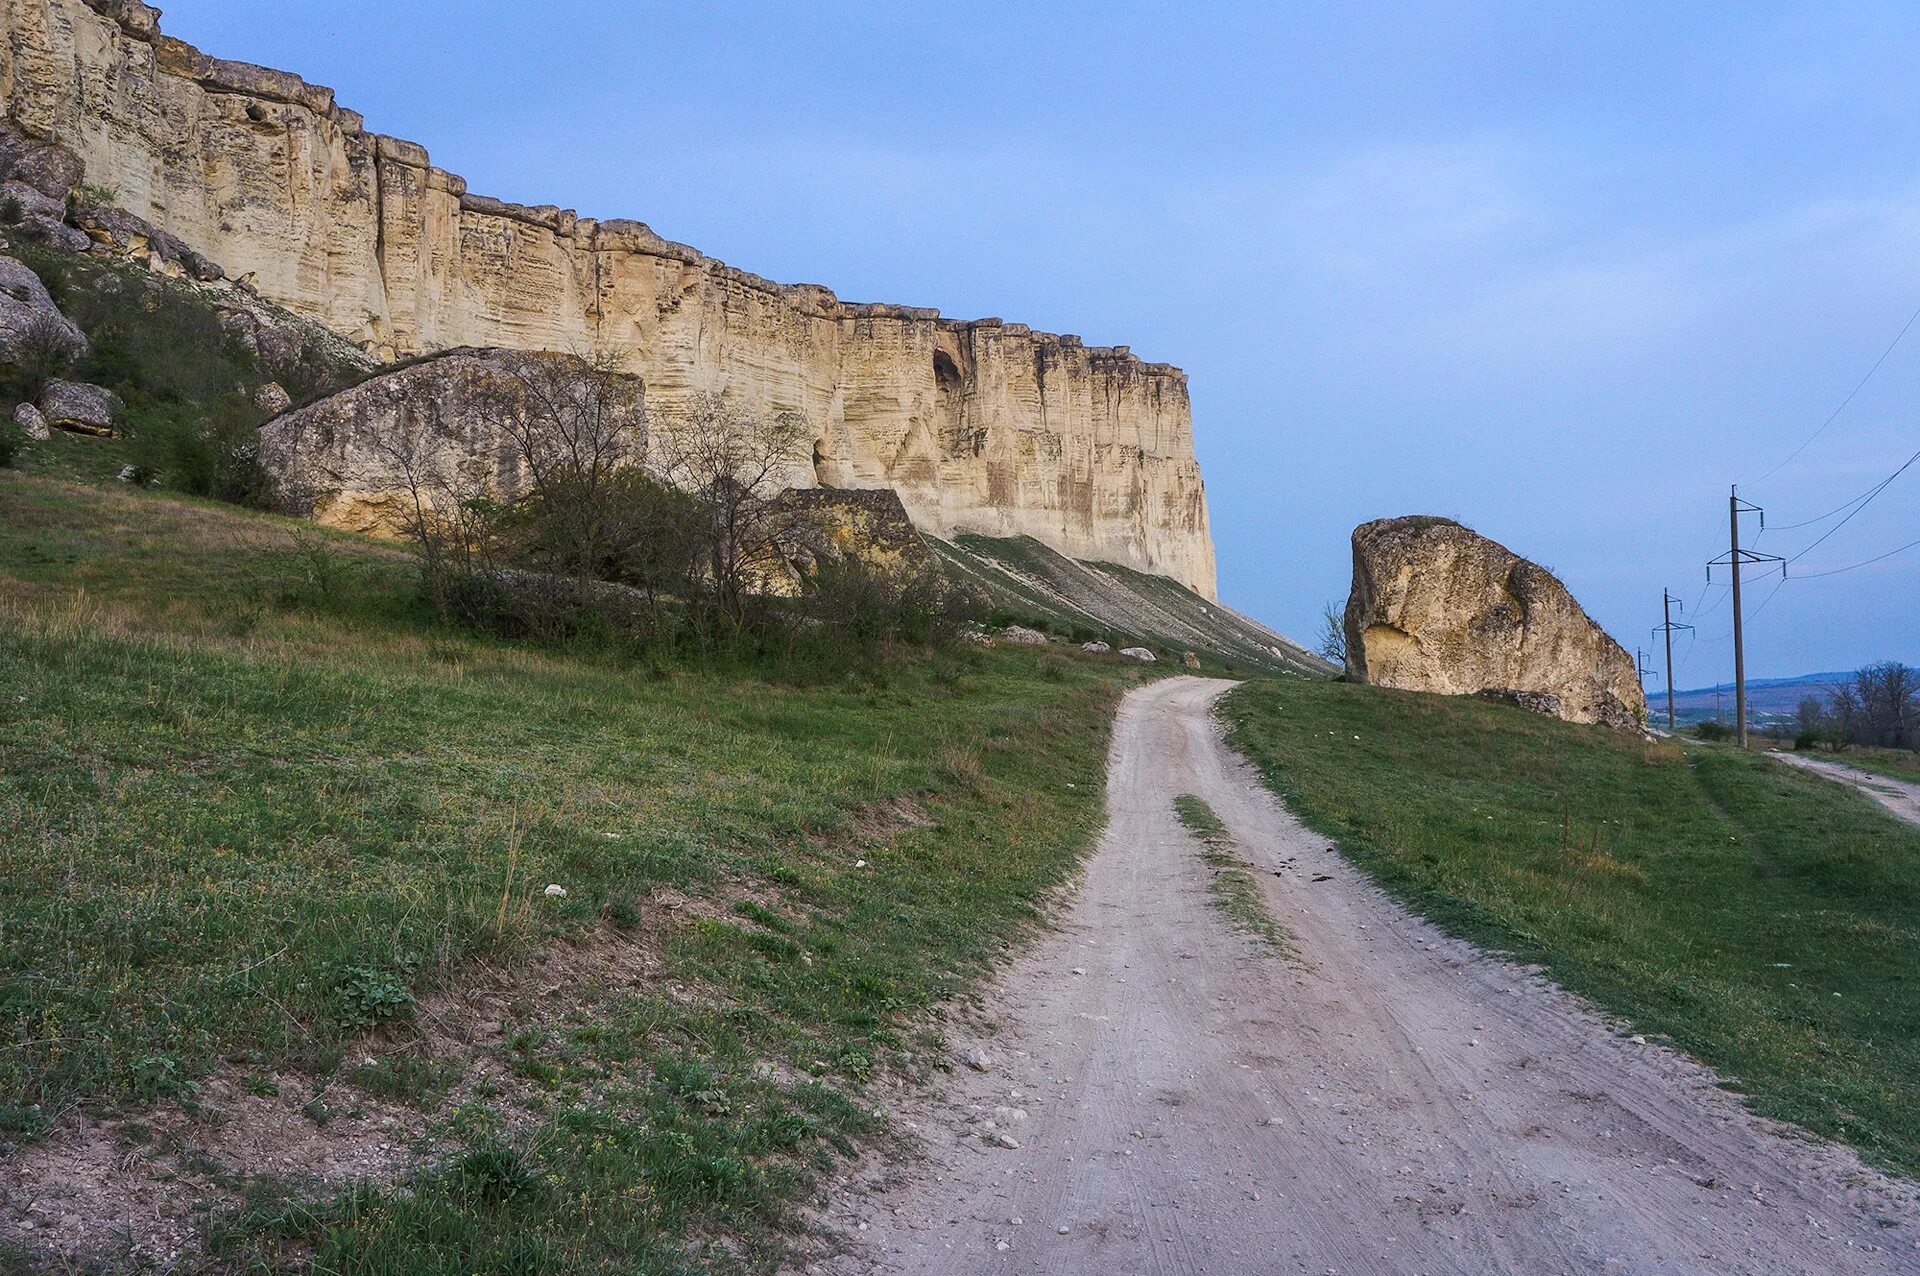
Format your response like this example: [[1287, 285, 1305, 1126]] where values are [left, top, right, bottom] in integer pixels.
[[260, 347, 646, 533], [1001, 625, 1049, 645], [1344, 516, 1646, 729], [39, 378, 120, 435], [1119, 647, 1157, 663], [0, 180, 65, 223], [0, 254, 87, 360], [775, 487, 936, 580], [1081, 641, 1112, 654], [13, 402, 49, 440], [0, 131, 83, 202]]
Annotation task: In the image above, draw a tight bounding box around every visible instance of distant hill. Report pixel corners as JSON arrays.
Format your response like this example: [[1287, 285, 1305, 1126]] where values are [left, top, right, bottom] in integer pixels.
[[1644, 671, 1856, 726]]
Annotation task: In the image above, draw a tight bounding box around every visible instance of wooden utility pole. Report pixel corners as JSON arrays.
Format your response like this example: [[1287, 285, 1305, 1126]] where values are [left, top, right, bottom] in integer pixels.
[[1653, 590, 1693, 732], [1708, 486, 1782, 749], [1730, 488, 1748, 746]]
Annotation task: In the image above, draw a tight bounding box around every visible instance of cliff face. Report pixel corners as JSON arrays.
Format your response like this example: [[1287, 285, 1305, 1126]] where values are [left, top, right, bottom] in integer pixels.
[[1345, 517, 1647, 730], [0, 0, 1218, 597]]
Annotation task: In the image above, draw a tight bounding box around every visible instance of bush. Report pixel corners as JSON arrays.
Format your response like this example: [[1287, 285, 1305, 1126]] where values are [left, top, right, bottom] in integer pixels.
[[798, 560, 975, 658], [1794, 730, 1820, 751], [0, 195, 22, 225], [0, 414, 25, 468], [1693, 720, 1733, 742]]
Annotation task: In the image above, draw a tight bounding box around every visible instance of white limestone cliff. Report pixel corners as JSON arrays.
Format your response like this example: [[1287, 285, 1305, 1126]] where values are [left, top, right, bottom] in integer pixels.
[[0, 0, 1219, 597]]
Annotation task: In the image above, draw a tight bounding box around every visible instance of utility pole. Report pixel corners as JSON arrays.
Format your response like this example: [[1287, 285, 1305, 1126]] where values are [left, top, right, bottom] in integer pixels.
[[1653, 590, 1693, 732], [1707, 485, 1784, 749]]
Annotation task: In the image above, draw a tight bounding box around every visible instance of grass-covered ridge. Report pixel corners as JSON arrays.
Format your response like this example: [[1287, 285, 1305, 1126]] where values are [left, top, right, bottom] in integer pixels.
[[1173, 794, 1291, 956], [0, 467, 1133, 1272], [1225, 679, 1920, 1176], [927, 532, 1327, 676]]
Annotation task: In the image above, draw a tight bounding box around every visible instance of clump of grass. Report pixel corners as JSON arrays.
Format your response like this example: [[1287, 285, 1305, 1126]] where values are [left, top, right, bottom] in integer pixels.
[[1173, 794, 1292, 956], [1226, 678, 1920, 1176]]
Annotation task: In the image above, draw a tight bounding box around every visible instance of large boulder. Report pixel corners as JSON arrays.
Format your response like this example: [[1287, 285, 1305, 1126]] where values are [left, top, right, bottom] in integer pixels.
[[39, 379, 121, 435], [260, 348, 646, 533], [1344, 516, 1646, 729], [0, 180, 65, 223], [0, 255, 87, 361], [774, 486, 937, 580]]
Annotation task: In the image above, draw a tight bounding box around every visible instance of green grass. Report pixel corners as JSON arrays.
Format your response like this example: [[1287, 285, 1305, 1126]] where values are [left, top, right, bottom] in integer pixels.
[[1225, 678, 1920, 1176], [1172, 794, 1291, 956], [0, 468, 1132, 1272]]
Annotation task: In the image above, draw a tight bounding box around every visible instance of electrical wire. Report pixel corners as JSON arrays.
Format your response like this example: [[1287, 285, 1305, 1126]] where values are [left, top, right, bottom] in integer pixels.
[[1792, 534, 1920, 579], [1767, 488, 1879, 531], [1750, 301, 1920, 486], [1785, 446, 1920, 563], [1706, 575, 1787, 642]]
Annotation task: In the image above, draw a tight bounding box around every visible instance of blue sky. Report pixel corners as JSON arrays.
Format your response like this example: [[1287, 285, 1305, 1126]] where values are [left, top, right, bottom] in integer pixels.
[[166, 1, 1920, 680]]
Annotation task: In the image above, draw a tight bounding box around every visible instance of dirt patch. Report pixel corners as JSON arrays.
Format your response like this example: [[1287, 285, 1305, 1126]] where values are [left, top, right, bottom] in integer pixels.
[[0, 1072, 424, 1271]]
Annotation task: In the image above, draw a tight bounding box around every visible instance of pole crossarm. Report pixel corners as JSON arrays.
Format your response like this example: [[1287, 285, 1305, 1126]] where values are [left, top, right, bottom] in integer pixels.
[[1707, 548, 1786, 579]]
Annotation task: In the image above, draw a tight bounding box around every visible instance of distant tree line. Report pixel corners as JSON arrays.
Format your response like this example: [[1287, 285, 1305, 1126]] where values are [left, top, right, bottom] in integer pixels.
[[1792, 662, 1917, 752]]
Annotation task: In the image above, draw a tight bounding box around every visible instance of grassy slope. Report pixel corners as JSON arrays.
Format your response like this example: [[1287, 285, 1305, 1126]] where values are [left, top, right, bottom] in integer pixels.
[[1225, 679, 1920, 1176], [0, 465, 1133, 1273]]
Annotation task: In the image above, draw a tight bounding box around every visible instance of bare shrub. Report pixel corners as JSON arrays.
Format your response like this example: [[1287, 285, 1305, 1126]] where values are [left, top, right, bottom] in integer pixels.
[[655, 391, 809, 636], [7, 309, 82, 396]]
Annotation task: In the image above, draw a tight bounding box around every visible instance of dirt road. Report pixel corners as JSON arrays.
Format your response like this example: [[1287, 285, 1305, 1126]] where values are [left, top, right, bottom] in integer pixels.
[[1771, 751, 1920, 828], [816, 677, 1918, 1275]]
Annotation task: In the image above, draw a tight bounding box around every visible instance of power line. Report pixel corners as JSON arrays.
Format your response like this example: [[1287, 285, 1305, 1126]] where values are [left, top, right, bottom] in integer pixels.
[[1693, 582, 1730, 621], [1784, 445, 1920, 563], [1750, 300, 1920, 486], [1767, 482, 1887, 531], [1793, 534, 1920, 579]]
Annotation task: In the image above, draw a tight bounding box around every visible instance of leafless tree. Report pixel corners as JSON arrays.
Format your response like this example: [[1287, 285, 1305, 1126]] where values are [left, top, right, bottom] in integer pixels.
[[653, 390, 810, 632], [482, 350, 646, 595], [1317, 602, 1348, 666], [1851, 661, 1917, 749]]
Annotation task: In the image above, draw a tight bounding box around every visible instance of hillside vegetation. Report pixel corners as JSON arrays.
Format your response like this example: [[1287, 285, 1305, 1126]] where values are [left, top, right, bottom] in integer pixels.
[[1227, 679, 1920, 1175], [0, 463, 1133, 1273]]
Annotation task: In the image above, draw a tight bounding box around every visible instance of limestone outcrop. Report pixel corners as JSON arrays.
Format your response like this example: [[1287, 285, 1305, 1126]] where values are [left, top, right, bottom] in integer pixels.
[[0, 0, 1218, 597], [260, 349, 646, 535], [1344, 517, 1646, 729]]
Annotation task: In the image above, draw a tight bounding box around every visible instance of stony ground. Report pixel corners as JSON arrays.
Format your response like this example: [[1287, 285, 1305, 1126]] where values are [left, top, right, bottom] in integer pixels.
[[811, 677, 1920, 1275]]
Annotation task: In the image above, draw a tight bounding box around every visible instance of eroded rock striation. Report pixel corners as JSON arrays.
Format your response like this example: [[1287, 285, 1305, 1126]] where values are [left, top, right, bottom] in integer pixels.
[[1344, 517, 1646, 729], [1, 0, 1218, 597]]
